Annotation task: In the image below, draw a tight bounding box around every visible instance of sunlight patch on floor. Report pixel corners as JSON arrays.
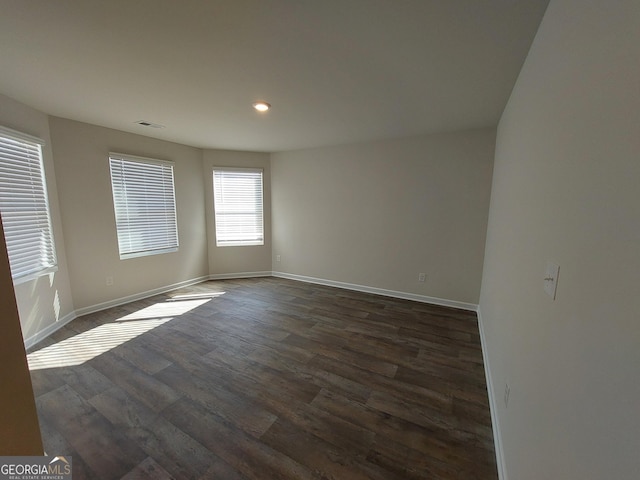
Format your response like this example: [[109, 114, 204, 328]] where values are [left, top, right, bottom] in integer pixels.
[[27, 297, 214, 370], [115, 298, 212, 321], [169, 291, 226, 301], [27, 318, 170, 370]]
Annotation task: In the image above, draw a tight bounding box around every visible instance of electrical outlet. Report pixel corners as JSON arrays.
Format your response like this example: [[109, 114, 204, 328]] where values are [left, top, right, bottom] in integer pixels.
[[106, 276, 114, 286], [504, 383, 511, 408], [276, 255, 281, 262], [418, 273, 426, 282]]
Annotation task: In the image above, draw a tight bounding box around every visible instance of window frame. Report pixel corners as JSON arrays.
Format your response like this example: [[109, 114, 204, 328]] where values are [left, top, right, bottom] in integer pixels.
[[109, 152, 179, 260], [212, 167, 264, 247], [0, 125, 58, 284]]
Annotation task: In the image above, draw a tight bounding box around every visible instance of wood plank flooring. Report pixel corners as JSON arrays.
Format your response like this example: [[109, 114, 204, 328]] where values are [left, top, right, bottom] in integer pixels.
[[27, 277, 497, 480]]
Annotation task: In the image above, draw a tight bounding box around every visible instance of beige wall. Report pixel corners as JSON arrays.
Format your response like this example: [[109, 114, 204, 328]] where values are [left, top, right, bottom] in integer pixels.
[[0, 94, 74, 341], [271, 129, 495, 305], [203, 149, 272, 276], [479, 0, 640, 478], [49, 117, 208, 311]]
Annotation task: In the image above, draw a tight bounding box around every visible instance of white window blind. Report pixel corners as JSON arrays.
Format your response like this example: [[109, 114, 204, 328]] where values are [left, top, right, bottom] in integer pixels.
[[0, 126, 57, 283], [109, 153, 178, 259], [213, 168, 264, 247]]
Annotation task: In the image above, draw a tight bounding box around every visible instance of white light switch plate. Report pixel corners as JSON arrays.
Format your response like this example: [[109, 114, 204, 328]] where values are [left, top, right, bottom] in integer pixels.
[[544, 262, 560, 300]]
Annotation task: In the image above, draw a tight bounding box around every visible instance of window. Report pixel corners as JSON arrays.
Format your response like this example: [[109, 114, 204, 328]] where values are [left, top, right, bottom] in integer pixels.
[[213, 168, 264, 246], [0, 126, 57, 283], [109, 153, 178, 259]]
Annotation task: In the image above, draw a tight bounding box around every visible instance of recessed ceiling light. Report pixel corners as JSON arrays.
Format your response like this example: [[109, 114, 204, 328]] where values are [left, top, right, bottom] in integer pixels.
[[134, 120, 165, 129], [252, 102, 271, 112]]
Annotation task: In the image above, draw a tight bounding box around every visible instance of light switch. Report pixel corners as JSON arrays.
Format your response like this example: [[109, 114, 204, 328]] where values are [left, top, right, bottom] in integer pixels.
[[544, 262, 560, 300]]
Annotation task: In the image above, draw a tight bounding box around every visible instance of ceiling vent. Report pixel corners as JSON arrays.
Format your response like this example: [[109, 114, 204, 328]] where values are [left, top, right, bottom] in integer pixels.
[[134, 120, 165, 129]]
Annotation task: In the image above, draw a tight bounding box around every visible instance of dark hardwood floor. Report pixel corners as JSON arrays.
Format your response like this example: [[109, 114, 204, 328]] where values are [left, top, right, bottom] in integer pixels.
[[27, 277, 497, 480]]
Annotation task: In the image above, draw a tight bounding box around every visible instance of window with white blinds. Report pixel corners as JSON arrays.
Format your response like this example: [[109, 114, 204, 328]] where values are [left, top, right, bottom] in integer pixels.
[[0, 126, 57, 283], [109, 153, 178, 259], [213, 168, 264, 247]]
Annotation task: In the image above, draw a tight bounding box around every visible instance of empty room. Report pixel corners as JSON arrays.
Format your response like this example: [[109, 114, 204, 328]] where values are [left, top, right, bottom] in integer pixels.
[[0, 0, 638, 479]]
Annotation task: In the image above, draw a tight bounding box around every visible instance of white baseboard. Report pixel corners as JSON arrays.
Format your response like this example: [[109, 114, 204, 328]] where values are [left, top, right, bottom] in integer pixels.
[[24, 311, 77, 350], [208, 271, 272, 280], [272, 271, 478, 311], [476, 307, 507, 480], [75, 275, 211, 317]]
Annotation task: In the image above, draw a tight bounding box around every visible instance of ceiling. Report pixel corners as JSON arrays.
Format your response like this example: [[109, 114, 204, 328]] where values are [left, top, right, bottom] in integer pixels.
[[0, 0, 549, 152]]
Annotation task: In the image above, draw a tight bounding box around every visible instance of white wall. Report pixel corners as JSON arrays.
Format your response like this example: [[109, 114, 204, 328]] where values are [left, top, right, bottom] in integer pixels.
[[272, 129, 495, 305], [0, 94, 74, 341], [49, 117, 208, 311], [479, 0, 640, 478], [203, 149, 272, 276]]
